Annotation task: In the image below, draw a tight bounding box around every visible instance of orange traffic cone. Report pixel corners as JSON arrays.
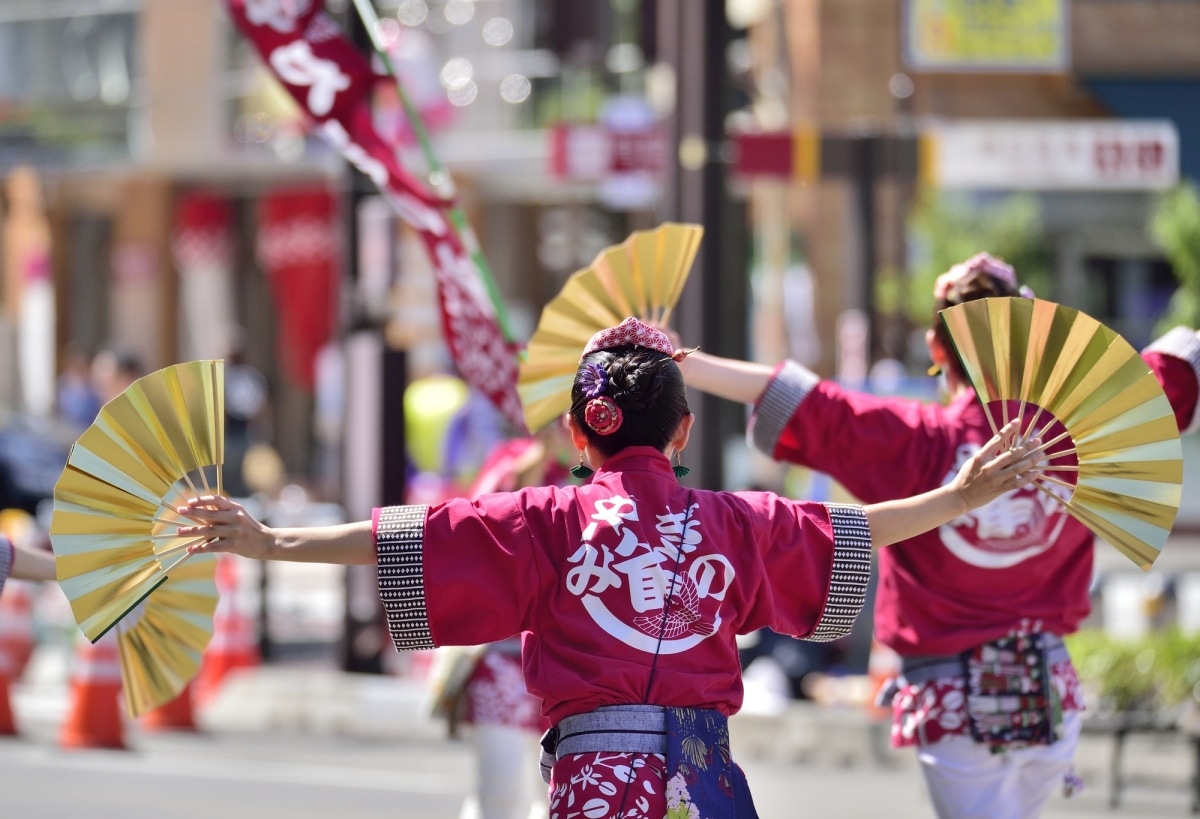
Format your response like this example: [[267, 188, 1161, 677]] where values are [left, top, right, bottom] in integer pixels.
[[0, 580, 36, 679], [0, 649, 18, 736], [59, 632, 126, 750], [194, 556, 259, 704], [139, 682, 198, 731]]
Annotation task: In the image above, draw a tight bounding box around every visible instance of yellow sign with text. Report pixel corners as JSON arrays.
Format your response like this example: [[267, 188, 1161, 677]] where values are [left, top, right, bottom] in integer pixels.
[[905, 0, 1068, 71]]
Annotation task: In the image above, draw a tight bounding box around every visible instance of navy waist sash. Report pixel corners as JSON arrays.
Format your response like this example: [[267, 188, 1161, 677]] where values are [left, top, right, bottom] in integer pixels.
[[540, 704, 760, 817]]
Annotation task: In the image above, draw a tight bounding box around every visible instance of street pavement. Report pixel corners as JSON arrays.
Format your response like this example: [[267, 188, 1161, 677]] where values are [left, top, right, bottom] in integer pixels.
[[4, 650, 1199, 818]]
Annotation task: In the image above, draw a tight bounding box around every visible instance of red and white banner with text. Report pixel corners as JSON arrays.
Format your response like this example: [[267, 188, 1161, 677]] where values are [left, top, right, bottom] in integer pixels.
[[226, 0, 524, 429]]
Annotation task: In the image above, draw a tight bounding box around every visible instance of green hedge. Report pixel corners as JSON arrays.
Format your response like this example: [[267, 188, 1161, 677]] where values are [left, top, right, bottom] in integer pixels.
[[1066, 628, 1200, 717]]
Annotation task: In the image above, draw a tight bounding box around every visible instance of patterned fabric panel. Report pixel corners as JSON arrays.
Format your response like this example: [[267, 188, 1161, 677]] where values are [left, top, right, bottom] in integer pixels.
[[891, 659, 1084, 749], [747, 360, 819, 455], [376, 504, 434, 651], [811, 503, 872, 642], [464, 649, 547, 732]]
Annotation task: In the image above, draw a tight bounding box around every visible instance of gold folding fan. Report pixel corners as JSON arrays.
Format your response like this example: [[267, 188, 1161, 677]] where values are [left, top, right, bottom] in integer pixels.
[[940, 297, 1184, 570], [51, 359, 225, 716], [518, 222, 703, 431]]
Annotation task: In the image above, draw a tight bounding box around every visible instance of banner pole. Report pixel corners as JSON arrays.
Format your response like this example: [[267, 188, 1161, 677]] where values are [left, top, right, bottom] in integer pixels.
[[348, 0, 517, 346]]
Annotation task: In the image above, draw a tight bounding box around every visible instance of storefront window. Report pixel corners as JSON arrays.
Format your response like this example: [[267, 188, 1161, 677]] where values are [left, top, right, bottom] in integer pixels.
[[0, 4, 139, 168]]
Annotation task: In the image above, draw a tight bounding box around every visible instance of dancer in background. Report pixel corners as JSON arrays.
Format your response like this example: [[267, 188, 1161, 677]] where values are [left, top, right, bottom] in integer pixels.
[[178, 317, 1044, 818], [672, 254, 1200, 818], [444, 425, 571, 819]]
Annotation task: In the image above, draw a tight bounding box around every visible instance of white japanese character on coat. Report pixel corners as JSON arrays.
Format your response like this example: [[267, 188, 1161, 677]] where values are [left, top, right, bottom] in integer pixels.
[[566, 495, 734, 654]]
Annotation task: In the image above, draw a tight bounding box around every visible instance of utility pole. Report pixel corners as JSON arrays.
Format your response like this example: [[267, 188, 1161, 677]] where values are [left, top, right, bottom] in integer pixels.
[[340, 2, 404, 675], [657, 0, 747, 490]]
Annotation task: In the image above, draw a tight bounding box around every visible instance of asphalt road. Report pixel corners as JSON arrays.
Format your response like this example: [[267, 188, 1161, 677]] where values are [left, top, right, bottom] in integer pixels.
[[2, 713, 1197, 819]]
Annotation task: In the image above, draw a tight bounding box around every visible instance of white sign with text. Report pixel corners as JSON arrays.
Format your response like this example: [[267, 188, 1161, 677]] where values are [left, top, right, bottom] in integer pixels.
[[925, 120, 1179, 190]]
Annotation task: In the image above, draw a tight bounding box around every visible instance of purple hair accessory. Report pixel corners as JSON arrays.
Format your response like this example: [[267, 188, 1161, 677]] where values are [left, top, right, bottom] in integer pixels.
[[580, 363, 608, 398], [584, 396, 623, 435]]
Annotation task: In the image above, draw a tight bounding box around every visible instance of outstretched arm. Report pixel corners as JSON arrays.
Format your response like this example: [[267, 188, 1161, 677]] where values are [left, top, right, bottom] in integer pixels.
[[657, 324, 774, 405], [177, 495, 375, 564], [7, 537, 57, 582], [862, 419, 1042, 548], [677, 351, 775, 405]]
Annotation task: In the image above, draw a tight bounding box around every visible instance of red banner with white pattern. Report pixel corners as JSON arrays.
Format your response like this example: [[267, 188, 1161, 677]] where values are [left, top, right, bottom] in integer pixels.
[[225, 0, 525, 430]]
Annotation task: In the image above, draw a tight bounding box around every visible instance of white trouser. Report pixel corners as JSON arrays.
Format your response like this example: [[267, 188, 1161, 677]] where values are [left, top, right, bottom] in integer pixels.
[[916, 711, 1083, 819], [459, 724, 548, 819]]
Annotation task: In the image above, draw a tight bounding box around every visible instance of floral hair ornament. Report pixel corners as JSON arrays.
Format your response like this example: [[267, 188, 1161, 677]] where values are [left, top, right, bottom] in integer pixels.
[[933, 252, 1034, 303], [581, 317, 675, 359], [584, 396, 623, 435], [579, 362, 609, 398]]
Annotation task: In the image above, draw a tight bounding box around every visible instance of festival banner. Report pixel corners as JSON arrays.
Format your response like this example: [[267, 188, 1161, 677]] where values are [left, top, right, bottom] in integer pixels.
[[258, 186, 339, 391], [172, 191, 236, 362], [225, 0, 526, 430]]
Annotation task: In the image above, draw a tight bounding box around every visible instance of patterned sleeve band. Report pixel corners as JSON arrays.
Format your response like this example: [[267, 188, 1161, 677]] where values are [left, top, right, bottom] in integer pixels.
[[375, 504, 435, 651], [747, 360, 820, 456], [0, 535, 12, 598], [1147, 326, 1200, 434], [809, 503, 872, 642]]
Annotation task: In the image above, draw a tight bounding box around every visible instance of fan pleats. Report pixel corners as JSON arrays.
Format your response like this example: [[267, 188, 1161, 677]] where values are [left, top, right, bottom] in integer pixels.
[[518, 223, 703, 432], [50, 360, 224, 717], [941, 297, 1183, 570]]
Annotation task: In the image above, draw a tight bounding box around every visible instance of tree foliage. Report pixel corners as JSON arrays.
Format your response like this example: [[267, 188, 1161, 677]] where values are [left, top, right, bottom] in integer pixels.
[[1149, 181, 1200, 334], [1066, 627, 1200, 719], [898, 190, 1052, 327]]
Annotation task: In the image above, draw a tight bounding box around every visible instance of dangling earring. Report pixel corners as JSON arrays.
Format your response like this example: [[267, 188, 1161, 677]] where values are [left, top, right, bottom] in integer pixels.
[[672, 450, 690, 479], [570, 451, 594, 479]]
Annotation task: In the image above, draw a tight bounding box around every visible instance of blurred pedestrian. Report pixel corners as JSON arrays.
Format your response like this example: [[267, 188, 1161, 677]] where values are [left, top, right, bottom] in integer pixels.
[[89, 347, 142, 405], [177, 316, 1044, 818], [55, 342, 102, 432], [221, 328, 270, 498], [673, 253, 1200, 818]]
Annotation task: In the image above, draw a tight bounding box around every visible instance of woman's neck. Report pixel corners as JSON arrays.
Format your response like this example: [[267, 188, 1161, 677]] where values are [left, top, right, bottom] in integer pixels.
[[944, 373, 973, 399]]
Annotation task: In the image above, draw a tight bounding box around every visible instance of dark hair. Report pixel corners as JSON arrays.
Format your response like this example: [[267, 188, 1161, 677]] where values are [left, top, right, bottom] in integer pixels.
[[931, 266, 1020, 382], [569, 344, 690, 457]]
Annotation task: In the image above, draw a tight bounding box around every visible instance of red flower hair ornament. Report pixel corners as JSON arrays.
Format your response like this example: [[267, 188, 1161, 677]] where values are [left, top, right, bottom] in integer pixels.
[[584, 396, 623, 435]]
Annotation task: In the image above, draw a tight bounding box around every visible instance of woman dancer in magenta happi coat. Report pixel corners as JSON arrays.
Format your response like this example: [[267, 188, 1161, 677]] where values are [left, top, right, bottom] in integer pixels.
[[674, 254, 1200, 819], [178, 317, 1045, 819]]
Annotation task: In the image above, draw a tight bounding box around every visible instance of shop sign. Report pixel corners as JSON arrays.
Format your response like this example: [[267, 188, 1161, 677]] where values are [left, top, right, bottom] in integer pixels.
[[730, 127, 820, 184], [549, 124, 664, 180], [921, 120, 1179, 190], [904, 0, 1069, 72], [548, 96, 666, 209]]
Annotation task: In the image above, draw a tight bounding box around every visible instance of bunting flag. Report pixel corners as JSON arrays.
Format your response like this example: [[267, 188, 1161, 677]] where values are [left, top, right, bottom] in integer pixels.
[[258, 186, 339, 391], [225, 0, 526, 430]]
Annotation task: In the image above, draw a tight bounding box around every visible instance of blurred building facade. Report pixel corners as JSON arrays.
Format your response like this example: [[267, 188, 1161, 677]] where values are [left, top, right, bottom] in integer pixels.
[[734, 0, 1199, 378], [0, 0, 1196, 493]]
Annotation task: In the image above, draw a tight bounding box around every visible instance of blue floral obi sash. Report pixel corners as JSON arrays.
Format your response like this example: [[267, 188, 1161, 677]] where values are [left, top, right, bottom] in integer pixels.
[[540, 704, 759, 817]]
